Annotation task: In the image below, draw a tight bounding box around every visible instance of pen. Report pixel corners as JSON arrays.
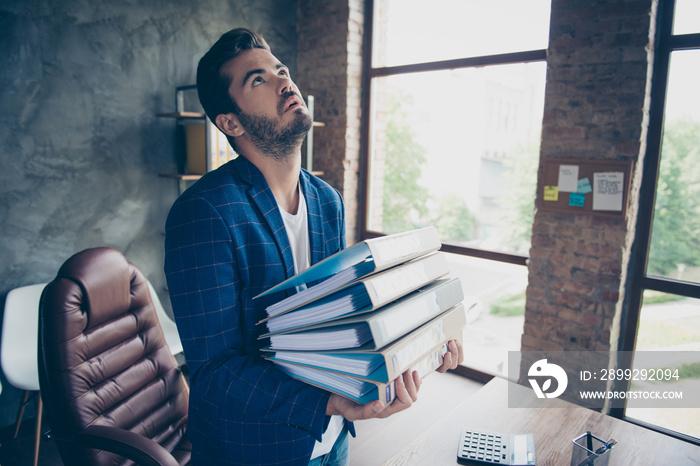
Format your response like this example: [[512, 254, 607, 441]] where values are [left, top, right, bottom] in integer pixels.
[[594, 439, 617, 455]]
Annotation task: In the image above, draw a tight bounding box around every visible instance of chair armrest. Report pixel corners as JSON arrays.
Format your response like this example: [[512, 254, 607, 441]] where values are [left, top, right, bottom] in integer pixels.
[[76, 425, 180, 466]]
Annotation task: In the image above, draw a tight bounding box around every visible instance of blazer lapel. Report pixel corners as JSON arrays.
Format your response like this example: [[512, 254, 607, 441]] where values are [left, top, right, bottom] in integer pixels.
[[234, 157, 295, 280], [300, 170, 325, 266]]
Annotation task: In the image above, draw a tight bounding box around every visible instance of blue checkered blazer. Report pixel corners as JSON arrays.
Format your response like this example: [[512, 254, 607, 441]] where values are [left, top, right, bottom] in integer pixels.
[[164, 155, 350, 465]]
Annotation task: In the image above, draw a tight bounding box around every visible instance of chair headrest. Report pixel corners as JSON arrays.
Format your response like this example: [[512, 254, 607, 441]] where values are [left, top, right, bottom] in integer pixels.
[[56, 247, 132, 329]]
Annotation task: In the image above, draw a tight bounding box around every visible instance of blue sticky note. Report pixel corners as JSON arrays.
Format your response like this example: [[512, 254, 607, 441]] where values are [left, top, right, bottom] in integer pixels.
[[577, 178, 592, 194], [569, 192, 585, 207]]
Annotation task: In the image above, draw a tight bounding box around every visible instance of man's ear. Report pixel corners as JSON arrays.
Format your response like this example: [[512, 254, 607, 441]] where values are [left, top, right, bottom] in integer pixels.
[[215, 113, 245, 137]]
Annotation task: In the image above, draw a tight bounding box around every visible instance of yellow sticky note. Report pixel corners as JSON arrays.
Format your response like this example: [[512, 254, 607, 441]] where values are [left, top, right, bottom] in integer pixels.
[[544, 186, 559, 201]]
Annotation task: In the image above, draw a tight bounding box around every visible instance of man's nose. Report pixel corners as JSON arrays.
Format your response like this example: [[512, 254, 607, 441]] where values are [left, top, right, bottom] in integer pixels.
[[277, 75, 293, 95]]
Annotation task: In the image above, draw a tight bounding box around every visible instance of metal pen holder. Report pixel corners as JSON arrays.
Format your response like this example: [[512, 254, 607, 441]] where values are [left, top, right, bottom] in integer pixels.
[[571, 432, 616, 466]]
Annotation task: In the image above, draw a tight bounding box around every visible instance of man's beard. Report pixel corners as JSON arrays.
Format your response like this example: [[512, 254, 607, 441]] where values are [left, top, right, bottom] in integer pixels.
[[236, 96, 313, 161]]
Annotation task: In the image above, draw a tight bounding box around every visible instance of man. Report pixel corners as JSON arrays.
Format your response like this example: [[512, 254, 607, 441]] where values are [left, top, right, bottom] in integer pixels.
[[164, 28, 463, 465]]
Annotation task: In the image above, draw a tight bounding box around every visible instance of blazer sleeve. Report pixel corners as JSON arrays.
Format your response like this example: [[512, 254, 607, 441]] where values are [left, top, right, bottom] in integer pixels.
[[164, 193, 331, 441]]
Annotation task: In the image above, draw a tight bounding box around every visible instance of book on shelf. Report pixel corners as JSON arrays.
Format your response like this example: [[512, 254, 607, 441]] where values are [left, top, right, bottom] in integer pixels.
[[259, 252, 450, 334], [207, 118, 237, 169], [185, 119, 237, 175], [185, 122, 207, 175], [260, 277, 465, 351], [273, 332, 454, 405], [266, 302, 467, 383], [255, 226, 441, 308]]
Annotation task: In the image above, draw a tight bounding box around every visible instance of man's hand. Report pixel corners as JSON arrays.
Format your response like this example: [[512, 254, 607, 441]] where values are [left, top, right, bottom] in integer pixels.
[[326, 369, 421, 422], [436, 339, 464, 373]]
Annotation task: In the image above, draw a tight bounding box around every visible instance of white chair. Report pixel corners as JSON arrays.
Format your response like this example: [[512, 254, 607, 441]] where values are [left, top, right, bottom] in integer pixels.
[[1, 283, 47, 466], [147, 280, 184, 357]]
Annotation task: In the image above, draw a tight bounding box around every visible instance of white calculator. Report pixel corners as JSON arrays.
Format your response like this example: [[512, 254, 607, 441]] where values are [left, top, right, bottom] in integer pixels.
[[457, 428, 536, 465]]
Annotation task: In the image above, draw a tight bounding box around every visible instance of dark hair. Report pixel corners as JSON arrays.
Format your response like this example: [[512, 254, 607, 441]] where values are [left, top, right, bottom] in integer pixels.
[[196, 28, 271, 124]]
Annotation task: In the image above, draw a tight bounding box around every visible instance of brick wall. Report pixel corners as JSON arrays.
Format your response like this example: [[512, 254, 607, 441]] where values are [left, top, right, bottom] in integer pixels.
[[297, 0, 365, 243], [521, 0, 658, 395]]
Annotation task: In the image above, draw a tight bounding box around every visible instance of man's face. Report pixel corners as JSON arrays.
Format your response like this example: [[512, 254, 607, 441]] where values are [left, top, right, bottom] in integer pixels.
[[222, 48, 312, 159]]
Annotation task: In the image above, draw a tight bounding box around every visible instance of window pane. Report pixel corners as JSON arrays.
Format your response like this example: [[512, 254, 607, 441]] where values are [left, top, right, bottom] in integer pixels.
[[367, 62, 546, 256], [646, 50, 700, 282], [373, 0, 551, 68], [447, 252, 528, 375], [636, 292, 700, 351], [673, 0, 700, 35], [628, 291, 700, 439]]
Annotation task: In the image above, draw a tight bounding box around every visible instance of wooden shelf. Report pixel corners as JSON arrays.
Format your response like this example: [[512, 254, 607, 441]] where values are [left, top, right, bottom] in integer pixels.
[[158, 173, 202, 181], [159, 173, 201, 195], [157, 111, 205, 119], [160, 172, 323, 180]]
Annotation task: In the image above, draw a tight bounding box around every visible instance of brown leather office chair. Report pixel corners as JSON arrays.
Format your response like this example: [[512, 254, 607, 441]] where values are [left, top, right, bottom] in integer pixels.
[[38, 247, 191, 466]]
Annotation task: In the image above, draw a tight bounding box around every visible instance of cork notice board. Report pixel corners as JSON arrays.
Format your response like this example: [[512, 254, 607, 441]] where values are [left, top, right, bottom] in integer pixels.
[[537, 158, 634, 218]]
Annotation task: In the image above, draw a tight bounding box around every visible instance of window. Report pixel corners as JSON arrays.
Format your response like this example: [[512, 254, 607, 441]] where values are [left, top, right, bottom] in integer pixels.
[[372, 0, 550, 68], [625, 0, 700, 442], [362, 0, 550, 375]]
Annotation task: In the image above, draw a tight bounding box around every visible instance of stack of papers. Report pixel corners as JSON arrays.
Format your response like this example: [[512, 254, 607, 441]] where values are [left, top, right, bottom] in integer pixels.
[[260, 252, 450, 334], [272, 351, 385, 376], [265, 260, 376, 318], [256, 227, 469, 404], [269, 324, 373, 351], [273, 361, 396, 405]]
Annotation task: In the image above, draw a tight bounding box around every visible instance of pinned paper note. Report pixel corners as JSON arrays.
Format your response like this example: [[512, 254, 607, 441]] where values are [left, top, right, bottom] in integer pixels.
[[577, 178, 592, 194], [593, 172, 624, 211], [558, 165, 579, 193], [544, 186, 559, 201], [539, 158, 631, 217], [569, 192, 585, 207]]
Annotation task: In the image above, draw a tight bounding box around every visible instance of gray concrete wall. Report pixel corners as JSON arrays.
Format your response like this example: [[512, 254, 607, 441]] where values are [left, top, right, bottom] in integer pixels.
[[0, 0, 297, 429]]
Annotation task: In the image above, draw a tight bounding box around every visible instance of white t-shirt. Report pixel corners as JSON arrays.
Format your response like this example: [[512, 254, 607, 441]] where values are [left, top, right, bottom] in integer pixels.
[[279, 184, 344, 459], [280, 184, 310, 275]]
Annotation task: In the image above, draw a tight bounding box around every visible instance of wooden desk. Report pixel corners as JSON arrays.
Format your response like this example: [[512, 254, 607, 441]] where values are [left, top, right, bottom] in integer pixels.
[[382, 377, 700, 465]]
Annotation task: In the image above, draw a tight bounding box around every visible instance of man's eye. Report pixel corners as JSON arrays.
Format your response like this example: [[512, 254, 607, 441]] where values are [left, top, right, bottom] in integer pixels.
[[252, 77, 264, 86], [279, 69, 288, 77]]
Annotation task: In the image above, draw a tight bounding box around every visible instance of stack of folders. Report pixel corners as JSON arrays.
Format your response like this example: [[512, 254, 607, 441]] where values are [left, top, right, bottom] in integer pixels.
[[255, 227, 471, 405]]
